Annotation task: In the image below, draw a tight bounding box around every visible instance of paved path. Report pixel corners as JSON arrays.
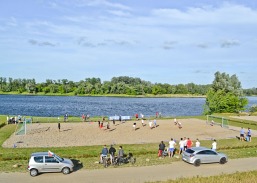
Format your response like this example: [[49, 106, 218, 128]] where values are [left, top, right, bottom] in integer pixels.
[[1, 157, 257, 183]]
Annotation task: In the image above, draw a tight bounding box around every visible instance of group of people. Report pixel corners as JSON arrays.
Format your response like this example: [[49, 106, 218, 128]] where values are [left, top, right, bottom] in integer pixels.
[[158, 137, 217, 157], [240, 127, 252, 142], [132, 118, 158, 130], [81, 114, 90, 122], [99, 145, 124, 165]]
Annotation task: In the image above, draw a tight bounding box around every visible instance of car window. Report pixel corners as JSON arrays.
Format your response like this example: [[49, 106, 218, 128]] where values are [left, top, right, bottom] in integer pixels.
[[34, 156, 43, 163], [205, 150, 217, 155], [185, 149, 195, 154], [196, 150, 207, 155], [45, 156, 59, 163], [197, 150, 217, 155]]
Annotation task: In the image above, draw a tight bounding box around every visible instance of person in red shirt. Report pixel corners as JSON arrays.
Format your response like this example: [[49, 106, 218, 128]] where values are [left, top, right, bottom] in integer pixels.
[[187, 138, 193, 148]]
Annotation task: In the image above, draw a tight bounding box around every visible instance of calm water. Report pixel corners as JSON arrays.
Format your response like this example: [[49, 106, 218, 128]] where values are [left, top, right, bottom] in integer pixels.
[[0, 95, 256, 117]]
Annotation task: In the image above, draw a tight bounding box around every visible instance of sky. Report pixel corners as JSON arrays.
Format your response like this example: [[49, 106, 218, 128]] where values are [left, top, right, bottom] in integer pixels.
[[0, 0, 257, 88]]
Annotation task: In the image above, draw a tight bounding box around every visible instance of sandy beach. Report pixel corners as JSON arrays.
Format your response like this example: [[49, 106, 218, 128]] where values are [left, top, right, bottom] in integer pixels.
[[3, 118, 251, 148]]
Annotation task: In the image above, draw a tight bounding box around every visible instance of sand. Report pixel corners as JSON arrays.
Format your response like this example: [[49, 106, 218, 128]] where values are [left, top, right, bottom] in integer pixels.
[[2, 119, 253, 148]]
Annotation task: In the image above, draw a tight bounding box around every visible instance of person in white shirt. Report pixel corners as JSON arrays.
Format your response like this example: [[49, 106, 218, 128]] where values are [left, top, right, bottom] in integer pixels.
[[179, 138, 184, 154], [183, 137, 187, 150], [168, 138, 176, 157], [195, 139, 200, 147], [212, 139, 217, 151]]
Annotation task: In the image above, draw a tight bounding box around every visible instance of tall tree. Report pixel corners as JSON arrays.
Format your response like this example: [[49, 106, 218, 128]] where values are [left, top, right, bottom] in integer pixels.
[[204, 71, 248, 114]]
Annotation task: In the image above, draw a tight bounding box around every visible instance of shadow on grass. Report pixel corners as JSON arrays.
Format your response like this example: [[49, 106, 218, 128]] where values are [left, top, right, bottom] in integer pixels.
[[71, 159, 84, 172]]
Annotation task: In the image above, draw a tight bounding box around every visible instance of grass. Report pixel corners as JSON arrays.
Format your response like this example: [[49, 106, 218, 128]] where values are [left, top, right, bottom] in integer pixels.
[[149, 170, 257, 183]]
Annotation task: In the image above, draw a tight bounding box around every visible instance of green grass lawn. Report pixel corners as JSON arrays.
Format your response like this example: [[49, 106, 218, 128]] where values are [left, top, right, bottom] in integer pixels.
[[150, 170, 257, 183]]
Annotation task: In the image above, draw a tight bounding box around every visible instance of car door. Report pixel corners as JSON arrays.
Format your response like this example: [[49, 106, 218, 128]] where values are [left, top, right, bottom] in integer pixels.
[[43, 156, 61, 172], [204, 150, 219, 163]]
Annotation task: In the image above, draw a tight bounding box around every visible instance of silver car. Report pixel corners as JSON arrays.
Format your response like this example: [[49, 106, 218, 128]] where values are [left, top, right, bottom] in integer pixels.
[[182, 147, 228, 167], [28, 152, 74, 176]]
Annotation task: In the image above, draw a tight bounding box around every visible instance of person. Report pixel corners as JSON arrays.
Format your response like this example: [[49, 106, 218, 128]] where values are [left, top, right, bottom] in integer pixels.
[[107, 122, 110, 129], [240, 127, 245, 141], [168, 138, 176, 158], [58, 122, 61, 132], [82, 114, 85, 122], [179, 138, 184, 154], [195, 139, 200, 147], [112, 119, 115, 125], [98, 121, 101, 127], [156, 112, 159, 118], [183, 137, 188, 150], [133, 122, 136, 130], [149, 120, 153, 129], [64, 113, 68, 122], [158, 141, 165, 157], [100, 145, 109, 163], [141, 113, 144, 119], [141, 119, 145, 127], [153, 119, 157, 128], [109, 145, 116, 164], [212, 139, 217, 151], [135, 113, 139, 120], [174, 118, 177, 125], [247, 128, 252, 142], [117, 146, 124, 163], [211, 120, 214, 126], [187, 138, 193, 149], [178, 121, 182, 129]]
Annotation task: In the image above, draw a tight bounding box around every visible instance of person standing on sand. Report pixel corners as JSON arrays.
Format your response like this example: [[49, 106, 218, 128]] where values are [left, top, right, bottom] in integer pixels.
[[133, 122, 136, 131], [58, 122, 61, 132], [141, 119, 144, 127], [153, 119, 157, 128]]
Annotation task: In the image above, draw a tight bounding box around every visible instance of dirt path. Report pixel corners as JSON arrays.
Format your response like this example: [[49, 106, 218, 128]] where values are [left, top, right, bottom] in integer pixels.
[[1, 157, 257, 183]]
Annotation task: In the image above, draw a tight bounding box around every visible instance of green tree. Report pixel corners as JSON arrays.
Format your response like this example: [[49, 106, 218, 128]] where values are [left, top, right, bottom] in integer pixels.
[[204, 72, 248, 114]]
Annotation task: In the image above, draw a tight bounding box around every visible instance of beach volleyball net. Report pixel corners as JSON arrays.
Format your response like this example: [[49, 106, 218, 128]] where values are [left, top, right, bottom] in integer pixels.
[[206, 115, 229, 129], [15, 117, 32, 135]]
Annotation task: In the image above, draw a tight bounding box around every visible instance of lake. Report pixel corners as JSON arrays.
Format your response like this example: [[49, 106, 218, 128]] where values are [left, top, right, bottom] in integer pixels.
[[0, 95, 256, 117]]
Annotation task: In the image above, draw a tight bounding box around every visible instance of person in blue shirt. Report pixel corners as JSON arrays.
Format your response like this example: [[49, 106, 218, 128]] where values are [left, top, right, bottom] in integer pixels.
[[240, 127, 245, 141], [247, 128, 252, 142], [99, 145, 109, 163]]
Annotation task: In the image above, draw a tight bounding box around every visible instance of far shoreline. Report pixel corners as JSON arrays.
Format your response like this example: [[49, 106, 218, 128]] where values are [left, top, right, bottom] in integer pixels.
[[0, 92, 206, 98]]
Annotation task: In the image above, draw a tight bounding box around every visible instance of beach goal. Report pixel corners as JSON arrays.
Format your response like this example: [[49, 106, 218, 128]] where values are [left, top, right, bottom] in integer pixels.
[[206, 115, 229, 129]]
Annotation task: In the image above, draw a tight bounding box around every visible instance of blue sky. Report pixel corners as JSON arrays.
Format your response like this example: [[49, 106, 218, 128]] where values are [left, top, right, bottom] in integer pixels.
[[0, 0, 257, 88]]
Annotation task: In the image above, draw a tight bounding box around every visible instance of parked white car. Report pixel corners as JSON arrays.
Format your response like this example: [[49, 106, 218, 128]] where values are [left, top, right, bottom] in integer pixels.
[[28, 151, 74, 176]]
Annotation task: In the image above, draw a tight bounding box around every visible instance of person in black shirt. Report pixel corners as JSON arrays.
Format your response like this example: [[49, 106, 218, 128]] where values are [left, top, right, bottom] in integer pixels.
[[109, 145, 116, 164]]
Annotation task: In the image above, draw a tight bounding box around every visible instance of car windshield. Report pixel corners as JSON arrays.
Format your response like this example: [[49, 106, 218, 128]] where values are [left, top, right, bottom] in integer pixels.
[[54, 154, 64, 162], [185, 149, 195, 154]]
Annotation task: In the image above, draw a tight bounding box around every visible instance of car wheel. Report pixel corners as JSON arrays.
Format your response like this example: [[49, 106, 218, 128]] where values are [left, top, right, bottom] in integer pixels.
[[30, 169, 38, 177], [194, 159, 201, 167], [219, 157, 227, 164], [62, 167, 70, 175]]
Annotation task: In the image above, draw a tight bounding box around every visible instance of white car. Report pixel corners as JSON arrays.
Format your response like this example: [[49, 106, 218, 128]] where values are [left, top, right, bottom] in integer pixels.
[[28, 151, 74, 176], [182, 147, 228, 167]]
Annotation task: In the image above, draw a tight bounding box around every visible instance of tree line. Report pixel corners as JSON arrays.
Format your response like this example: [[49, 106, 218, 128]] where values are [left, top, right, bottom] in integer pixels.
[[0, 76, 255, 96]]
